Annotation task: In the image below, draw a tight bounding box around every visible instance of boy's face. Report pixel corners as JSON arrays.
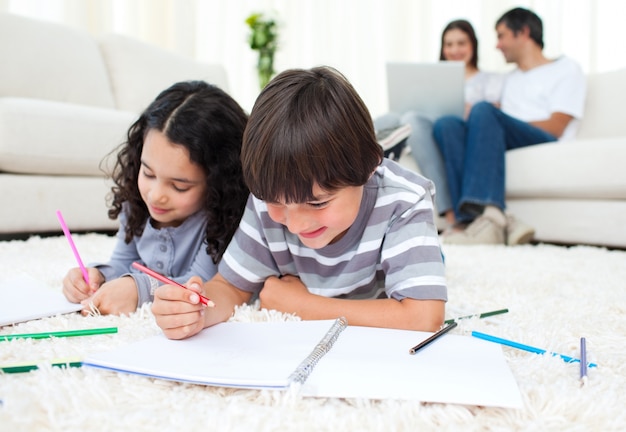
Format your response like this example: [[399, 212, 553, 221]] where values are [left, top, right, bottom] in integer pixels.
[[265, 184, 364, 249]]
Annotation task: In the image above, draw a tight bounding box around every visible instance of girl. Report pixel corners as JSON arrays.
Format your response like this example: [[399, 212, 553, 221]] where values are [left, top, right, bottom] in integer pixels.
[[62, 81, 248, 315]]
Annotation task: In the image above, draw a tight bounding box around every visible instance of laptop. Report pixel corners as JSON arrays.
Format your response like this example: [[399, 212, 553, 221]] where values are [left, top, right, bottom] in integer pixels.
[[386, 62, 465, 118]]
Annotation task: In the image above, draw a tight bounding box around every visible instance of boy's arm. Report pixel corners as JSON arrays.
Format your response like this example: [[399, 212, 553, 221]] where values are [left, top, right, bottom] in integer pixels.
[[260, 275, 444, 332], [152, 273, 252, 340]]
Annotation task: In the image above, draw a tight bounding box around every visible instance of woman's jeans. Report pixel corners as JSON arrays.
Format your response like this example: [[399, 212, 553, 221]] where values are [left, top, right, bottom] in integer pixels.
[[374, 111, 453, 214]]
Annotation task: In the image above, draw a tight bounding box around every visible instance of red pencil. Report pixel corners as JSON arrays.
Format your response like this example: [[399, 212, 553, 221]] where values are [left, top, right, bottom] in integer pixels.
[[131, 262, 215, 307]]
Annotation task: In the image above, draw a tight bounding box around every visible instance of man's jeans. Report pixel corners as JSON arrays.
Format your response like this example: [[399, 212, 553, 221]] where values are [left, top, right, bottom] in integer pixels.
[[433, 102, 557, 221]]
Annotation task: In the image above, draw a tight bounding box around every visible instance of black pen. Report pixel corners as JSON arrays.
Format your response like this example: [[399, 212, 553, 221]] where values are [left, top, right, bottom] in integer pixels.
[[409, 321, 458, 355]]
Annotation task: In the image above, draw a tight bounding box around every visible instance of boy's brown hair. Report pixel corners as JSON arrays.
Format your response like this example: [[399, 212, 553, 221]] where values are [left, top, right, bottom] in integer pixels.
[[242, 66, 383, 204]]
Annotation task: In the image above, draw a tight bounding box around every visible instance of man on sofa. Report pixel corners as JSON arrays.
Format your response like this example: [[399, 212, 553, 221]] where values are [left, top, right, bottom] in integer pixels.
[[433, 7, 586, 245]]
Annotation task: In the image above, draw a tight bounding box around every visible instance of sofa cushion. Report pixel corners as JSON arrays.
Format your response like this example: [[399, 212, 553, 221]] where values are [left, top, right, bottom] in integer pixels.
[[2, 173, 118, 233], [506, 138, 626, 200], [99, 34, 230, 113], [0, 13, 116, 109], [577, 68, 626, 139], [0, 98, 136, 176]]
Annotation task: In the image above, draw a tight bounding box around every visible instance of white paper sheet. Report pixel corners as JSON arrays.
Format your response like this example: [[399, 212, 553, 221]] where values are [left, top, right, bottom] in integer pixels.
[[0, 275, 82, 326], [301, 325, 523, 408], [84, 320, 522, 408], [86, 320, 334, 389]]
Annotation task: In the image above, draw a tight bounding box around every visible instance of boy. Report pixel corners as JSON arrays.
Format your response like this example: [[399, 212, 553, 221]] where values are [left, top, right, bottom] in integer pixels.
[[152, 67, 447, 339]]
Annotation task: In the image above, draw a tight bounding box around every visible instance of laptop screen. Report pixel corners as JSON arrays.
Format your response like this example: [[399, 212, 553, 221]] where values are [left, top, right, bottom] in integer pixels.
[[386, 62, 465, 118]]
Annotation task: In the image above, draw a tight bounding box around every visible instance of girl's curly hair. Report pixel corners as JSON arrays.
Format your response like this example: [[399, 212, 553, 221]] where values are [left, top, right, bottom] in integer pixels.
[[103, 81, 249, 263]]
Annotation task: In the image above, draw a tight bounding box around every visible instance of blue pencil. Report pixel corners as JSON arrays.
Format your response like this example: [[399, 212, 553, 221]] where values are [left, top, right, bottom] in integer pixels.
[[472, 331, 597, 368]]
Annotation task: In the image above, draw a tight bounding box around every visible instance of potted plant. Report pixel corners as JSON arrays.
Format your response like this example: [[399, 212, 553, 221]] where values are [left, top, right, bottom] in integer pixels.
[[245, 12, 278, 89]]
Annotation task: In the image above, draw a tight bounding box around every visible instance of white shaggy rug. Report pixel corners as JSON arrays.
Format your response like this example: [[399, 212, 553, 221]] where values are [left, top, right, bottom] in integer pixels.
[[1, 233, 625, 431]]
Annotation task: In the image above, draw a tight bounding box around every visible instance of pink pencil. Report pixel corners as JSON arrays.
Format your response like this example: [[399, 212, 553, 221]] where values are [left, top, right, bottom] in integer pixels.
[[56, 210, 90, 285], [131, 261, 215, 307]]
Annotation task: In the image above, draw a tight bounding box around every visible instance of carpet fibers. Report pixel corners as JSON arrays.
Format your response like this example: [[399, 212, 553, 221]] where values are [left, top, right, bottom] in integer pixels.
[[0, 234, 625, 431]]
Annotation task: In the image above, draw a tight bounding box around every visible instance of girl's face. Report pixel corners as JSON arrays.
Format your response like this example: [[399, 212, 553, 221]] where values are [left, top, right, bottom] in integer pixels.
[[442, 28, 474, 65], [265, 183, 364, 249], [138, 129, 207, 228]]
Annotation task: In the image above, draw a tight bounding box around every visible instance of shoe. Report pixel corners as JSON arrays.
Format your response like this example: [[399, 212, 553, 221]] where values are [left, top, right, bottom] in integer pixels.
[[442, 207, 506, 245], [506, 213, 535, 246], [376, 124, 411, 161]]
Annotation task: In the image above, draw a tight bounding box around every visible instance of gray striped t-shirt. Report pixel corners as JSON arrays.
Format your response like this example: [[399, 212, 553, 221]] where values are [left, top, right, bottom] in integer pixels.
[[219, 159, 447, 302]]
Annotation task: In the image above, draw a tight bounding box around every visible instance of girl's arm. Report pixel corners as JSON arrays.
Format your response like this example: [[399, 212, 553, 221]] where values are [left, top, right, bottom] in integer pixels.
[[92, 214, 141, 282], [63, 217, 135, 305]]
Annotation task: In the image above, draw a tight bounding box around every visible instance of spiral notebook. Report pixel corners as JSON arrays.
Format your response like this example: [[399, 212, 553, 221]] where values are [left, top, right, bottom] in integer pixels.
[[83, 319, 522, 408], [84, 319, 347, 389]]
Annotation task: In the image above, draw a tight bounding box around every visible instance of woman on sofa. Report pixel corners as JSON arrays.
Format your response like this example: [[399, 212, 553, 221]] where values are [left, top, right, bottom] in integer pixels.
[[62, 80, 249, 315], [375, 19, 503, 227]]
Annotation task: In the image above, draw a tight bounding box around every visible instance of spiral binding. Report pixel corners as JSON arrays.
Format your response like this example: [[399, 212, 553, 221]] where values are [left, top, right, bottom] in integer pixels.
[[288, 317, 348, 384]]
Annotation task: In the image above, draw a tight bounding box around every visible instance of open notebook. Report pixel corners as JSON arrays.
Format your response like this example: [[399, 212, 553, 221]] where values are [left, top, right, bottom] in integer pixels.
[[84, 319, 522, 408], [0, 275, 82, 327]]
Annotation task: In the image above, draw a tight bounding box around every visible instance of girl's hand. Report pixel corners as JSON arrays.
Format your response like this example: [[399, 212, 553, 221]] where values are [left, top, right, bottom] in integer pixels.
[[152, 276, 206, 340], [62, 267, 104, 303], [81, 276, 138, 316]]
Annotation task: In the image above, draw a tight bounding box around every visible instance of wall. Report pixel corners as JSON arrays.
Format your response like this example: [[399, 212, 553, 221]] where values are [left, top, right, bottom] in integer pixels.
[[3, 0, 624, 116]]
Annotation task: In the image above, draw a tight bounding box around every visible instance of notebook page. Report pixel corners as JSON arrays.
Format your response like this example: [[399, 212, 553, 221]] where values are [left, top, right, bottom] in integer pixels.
[[84, 320, 340, 389], [0, 275, 83, 326], [301, 325, 523, 408]]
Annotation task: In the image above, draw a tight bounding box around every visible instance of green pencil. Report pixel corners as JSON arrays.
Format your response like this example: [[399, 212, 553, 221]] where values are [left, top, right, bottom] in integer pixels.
[[0, 327, 118, 342], [445, 308, 509, 325], [0, 358, 82, 374]]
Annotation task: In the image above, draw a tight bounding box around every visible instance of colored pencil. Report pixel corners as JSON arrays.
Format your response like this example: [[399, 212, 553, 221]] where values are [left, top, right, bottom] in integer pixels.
[[409, 321, 458, 355], [472, 331, 598, 368], [56, 210, 90, 285], [0, 327, 117, 342], [131, 262, 215, 307], [580, 337, 588, 385], [0, 358, 82, 374], [445, 308, 509, 324]]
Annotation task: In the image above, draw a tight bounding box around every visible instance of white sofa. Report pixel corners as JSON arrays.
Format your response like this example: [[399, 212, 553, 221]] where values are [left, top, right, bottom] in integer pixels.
[[2, 13, 625, 248], [400, 67, 626, 248], [0, 13, 229, 234], [505, 68, 626, 249]]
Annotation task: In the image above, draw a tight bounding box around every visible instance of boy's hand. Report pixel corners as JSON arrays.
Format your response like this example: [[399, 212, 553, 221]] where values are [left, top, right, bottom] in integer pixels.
[[81, 276, 138, 316], [259, 275, 310, 315], [62, 267, 105, 303], [152, 276, 206, 340]]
